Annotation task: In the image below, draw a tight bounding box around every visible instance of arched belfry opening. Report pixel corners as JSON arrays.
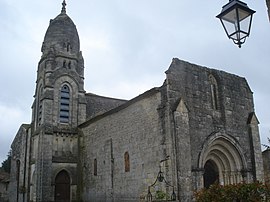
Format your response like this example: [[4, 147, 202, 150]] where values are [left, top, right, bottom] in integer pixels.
[[54, 170, 70, 202], [199, 134, 247, 187], [203, 160, 219, 188]]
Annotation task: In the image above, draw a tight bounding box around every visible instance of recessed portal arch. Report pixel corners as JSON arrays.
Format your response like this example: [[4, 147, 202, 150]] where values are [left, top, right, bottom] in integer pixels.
[[199, 133, 247, 187]]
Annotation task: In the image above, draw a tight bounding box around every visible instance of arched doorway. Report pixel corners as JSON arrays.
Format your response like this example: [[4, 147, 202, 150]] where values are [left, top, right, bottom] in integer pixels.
[[203, 160, 219, 188], [55, 170, 70, 202], [198, 134, 248, 188]]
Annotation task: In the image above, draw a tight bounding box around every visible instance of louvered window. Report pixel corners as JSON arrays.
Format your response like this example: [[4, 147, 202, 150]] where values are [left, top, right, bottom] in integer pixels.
[[60, 85, 70, 123]]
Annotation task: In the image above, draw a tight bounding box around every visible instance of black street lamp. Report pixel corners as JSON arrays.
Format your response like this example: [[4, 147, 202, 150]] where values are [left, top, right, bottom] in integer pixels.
[[216, 0, 256, 48], [147, 157, 176, 201]]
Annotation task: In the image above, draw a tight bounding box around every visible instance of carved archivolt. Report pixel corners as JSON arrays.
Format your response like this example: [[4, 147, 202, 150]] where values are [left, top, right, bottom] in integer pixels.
[[199, 133, 247, 185]]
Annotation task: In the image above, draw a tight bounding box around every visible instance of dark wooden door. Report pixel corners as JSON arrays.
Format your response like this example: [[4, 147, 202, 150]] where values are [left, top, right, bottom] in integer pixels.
[[203, 160, 219, 188], [55, 170, 70, 202]]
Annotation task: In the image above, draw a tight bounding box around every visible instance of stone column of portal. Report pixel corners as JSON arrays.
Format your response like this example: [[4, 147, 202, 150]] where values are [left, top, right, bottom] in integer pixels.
[[192, 168, 204, 191]]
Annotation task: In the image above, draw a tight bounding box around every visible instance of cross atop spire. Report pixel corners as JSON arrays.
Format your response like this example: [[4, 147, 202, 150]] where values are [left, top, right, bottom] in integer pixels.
[[61, 0, 67, 14]]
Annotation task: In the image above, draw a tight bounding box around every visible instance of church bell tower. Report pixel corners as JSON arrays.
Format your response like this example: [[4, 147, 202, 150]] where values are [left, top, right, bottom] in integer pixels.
[[30, 1, 86, 201], [33, 0, 86, 129]]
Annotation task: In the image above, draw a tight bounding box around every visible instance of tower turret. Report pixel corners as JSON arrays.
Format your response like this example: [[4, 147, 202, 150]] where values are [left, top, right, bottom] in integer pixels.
[[32, 0, 86, 129], [41, 0, 80, 55]]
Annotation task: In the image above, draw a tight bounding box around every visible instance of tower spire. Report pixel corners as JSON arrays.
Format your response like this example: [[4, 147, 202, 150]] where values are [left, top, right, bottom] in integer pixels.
[[61, 0, 67, 14]]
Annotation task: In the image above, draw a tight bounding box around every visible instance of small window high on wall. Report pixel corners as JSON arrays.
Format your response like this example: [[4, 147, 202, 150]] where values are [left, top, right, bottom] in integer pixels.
[[16, 160, 20, 201], [37, 86, 43, 126], [124, 152, 130, 172], [60, 85, 70, 123], [94, 158, 97, 176], [209, 75, 219, 110]]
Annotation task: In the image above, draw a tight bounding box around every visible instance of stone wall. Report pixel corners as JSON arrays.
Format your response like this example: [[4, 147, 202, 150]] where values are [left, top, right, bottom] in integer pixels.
[[80, 88, 174, 201], [165, 58, 263, 184], [0, 170, 9, 202], [9, 124, 31, 202], [85, 93, 127, 119], [262, 149, 270, 182]]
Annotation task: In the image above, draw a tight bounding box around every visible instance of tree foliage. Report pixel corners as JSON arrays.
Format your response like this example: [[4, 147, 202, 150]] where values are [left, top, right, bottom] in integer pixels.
[[194, 182, 270, 202], [1, 151, 11, 173], [262, 137, 270, 150]]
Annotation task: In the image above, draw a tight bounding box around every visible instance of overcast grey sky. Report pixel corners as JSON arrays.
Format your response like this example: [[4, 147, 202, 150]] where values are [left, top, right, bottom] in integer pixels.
[[0, 0, 269, 164]]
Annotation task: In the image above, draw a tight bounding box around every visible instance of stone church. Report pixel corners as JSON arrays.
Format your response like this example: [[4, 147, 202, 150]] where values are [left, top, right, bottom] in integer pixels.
[[9, 1, 264, 202]]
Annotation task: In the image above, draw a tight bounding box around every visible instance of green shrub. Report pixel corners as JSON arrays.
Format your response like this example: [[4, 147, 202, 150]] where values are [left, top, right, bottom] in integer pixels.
[[194, 182, 270, 202], [155, 190, 169, 200]]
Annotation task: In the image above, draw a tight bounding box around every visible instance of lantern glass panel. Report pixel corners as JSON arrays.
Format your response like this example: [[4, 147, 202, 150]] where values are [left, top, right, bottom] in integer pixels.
[[239, 13, 251, 34], [238, 8, 251, 21], [221, 18, 238, 38], [220, 9, 239, 38], [222, 9, 238, 24]]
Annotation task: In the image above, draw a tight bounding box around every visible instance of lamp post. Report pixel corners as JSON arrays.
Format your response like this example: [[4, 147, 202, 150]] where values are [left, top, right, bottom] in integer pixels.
[[147, 156, 176, 201], [216, 0, 256, 48]]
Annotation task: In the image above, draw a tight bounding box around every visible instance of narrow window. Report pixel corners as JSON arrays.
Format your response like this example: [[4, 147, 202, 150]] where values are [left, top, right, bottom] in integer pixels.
[[16, 160, 20, 181], [124, 152, 130, 172], [60, 85, 70, 123], [67, 43, 71, 52], [63, 61, 66, 68], [38, 87, 43, 126], [38, 103, 42, 125], [94, 158, 97, 176], [16, 160, 20, 201], [211, 84, 218, 110], [209, 75, 219, 110]]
